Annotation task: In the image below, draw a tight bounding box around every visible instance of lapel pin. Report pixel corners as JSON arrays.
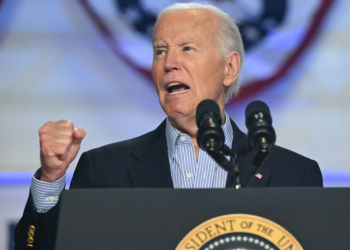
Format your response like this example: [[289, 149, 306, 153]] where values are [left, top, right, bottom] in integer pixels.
[[255, 173, 263, 179]]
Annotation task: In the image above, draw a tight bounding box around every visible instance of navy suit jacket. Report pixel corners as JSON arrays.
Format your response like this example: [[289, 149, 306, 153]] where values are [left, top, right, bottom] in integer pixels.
[[15, 119, 323, 249]]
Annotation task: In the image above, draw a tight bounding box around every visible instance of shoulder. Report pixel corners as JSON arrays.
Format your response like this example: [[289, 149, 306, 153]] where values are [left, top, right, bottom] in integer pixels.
[[71, 120, 167, 188], [269, 145, 313, 164], [87, 131, 153, 156], [265, 145, 323, 186], [227, 116, 322, 186], [86, 119, 166, 158]]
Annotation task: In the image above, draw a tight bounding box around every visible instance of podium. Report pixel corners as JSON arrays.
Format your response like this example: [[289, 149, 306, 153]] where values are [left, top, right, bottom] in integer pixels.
[[55, 188, 350, 249]]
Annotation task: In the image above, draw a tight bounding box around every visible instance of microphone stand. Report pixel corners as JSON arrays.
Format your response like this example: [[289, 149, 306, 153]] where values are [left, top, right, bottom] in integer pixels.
[[205, 140, 234, 173], [245, 138, 270, 187], [231, 144, 251, 189], [205, 141, 243, 190], [232, 138, 271, 188], [226, 137, 272, 188], [204, 137, 272, 189]]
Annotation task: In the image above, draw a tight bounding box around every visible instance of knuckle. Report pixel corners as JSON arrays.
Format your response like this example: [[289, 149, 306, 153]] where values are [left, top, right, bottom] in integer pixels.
[[38, 127, 43, 135], [61, 130, 74, 141], [39, 126, 49, 135], [60, 120, 74, 129], [43, 121, 54, 126]]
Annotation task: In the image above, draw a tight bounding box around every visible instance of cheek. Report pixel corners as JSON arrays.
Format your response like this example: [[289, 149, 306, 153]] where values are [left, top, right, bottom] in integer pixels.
[[152, 65, 161, 93], [151, 64, 157, 81]]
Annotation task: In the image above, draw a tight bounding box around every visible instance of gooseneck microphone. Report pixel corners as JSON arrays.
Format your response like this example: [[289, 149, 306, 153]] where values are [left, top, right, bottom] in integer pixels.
[[245, 100, 276, 152], [195, 99, 276, 189], [196, 99, 224, 151], [196, 100, 234, 174], [243, 100, 276, 187]]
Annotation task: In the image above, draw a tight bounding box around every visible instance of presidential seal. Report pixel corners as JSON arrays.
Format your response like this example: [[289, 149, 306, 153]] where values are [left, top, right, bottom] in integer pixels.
[[176, 214, 303, 250]]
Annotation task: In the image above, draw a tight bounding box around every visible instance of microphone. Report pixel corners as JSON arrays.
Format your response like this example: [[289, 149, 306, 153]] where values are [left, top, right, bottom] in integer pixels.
[[245, 100, 276, 152], [196, 99, 224, 151], [196, 99, 234, 174]]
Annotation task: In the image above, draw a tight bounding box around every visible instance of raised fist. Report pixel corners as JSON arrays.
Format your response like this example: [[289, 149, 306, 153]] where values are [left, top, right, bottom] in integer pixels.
[[38, 120, 86, 182]]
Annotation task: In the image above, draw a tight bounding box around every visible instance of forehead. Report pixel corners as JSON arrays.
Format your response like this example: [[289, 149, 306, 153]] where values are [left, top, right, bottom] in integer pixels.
[[153, 9, 219, 44]]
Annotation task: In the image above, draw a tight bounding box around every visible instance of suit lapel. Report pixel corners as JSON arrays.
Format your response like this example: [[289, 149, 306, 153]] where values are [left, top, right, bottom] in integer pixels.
[[226, 119, 271, 188], [127, 118, 271, 188], [247, 167, 272, 187], [127, 120, 173, 188]]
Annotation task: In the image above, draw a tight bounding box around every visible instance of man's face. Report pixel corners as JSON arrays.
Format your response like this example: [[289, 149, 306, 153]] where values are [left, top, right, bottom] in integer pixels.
[[152, 10, 232, 124]]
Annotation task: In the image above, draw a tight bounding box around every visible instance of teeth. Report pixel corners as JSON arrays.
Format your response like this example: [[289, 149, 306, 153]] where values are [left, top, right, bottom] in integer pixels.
[[169, 88, 189, 95], [167, 82, 182, 87], [166, 82, 189, 95]]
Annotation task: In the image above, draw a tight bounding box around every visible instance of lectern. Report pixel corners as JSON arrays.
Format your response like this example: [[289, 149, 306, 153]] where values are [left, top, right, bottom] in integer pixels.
[[55, 188, 350, 249]]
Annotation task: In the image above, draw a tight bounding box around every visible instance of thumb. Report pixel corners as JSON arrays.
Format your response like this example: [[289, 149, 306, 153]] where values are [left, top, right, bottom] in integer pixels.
[[72, 127, 86, 145], [66, 127, 86, 164]]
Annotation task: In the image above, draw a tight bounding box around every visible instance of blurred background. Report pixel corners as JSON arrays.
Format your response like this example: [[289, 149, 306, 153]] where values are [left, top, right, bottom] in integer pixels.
[[1, 0, 349, 249]]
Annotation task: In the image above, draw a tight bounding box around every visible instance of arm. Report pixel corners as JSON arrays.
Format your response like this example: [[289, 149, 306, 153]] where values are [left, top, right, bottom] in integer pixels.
[[15, 120, 86, 250]]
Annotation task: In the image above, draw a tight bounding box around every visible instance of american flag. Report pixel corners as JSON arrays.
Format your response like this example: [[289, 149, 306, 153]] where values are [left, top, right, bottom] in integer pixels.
[[255, 173, 263, 179]]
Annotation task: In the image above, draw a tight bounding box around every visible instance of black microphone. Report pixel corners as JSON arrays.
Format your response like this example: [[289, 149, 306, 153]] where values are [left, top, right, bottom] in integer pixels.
[[245, 100, 276, 152], [196, 100, 234, 174], [196, 99, 224, 151]]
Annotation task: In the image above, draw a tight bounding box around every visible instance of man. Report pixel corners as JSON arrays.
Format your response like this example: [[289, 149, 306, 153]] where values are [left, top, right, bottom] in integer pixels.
[[15, 3, 323, 249]]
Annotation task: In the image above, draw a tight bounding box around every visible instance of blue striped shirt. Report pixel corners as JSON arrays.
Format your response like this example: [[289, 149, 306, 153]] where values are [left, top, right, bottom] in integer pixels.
[[31, 171, 65, 213], [31, 114, 234, 212], [166, 113, 233, 188]]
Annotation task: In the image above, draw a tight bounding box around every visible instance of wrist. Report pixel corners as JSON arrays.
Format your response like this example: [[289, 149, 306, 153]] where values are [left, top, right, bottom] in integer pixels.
[[40, 168, 66, 183]]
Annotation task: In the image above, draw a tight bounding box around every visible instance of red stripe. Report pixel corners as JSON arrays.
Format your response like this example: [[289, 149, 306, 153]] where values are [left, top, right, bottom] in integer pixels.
[[79, 0, 153, 81], [233, 0, 336, 103]]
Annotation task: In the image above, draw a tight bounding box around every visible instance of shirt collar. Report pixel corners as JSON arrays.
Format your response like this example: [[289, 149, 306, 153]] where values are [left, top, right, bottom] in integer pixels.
[[165, 113, 234, 158]]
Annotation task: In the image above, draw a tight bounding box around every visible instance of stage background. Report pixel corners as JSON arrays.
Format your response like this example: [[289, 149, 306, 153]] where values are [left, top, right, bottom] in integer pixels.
[[0, 0, 349, 249]]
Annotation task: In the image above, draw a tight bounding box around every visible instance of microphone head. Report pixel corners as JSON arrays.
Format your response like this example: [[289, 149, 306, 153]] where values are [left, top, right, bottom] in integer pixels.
[[245, 100, 272, 128], [196, 99, 222, 127]]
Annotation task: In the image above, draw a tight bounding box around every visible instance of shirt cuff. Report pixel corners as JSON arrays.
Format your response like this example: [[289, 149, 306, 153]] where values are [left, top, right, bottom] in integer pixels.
[[30, 169, 66, 213]]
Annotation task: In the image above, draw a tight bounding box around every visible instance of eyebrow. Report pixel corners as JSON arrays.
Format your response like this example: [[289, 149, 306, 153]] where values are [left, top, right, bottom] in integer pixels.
[[181, 40, 194, 46], [153, 40, 195, 49], [153, 43, 166, 49]]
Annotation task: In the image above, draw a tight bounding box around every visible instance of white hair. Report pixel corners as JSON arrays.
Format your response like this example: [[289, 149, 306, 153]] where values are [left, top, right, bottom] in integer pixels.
[[155, 3, 245, 103]]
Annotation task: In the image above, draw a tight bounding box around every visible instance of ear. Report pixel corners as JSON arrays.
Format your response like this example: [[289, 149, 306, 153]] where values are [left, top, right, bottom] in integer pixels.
[[223, 51, 240, 87]]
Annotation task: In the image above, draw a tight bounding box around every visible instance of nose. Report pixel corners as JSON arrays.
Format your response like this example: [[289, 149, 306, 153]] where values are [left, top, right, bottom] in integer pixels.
[[164, 50, 180, 72]]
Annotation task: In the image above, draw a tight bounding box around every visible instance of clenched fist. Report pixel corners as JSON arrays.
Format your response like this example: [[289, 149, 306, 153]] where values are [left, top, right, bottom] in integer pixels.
[[38, 120, 86, 183]]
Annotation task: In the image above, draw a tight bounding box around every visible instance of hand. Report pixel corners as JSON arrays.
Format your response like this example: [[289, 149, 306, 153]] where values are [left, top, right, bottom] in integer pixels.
[[38, 120, 86, 183]]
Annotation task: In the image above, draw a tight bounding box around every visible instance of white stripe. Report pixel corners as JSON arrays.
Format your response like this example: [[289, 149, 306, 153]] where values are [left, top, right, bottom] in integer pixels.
[[166, 113, 234, 189], [31, 171, 66, 213]]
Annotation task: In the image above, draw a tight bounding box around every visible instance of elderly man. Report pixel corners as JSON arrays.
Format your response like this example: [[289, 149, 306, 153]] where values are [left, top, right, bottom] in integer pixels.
[[15, 3, 322, 249]]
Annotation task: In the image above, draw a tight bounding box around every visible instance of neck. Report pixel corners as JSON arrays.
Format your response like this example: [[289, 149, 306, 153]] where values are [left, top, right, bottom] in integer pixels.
[[168, 115, 198, 139], [168, 111, 226, 161]]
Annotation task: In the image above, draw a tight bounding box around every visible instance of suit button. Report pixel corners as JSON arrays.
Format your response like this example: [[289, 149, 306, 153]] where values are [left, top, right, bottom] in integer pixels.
[[26, 244, 34, 248], [29, 225, 36, 232], [27, 236, 34, 244], [28, 230, 35, 237]]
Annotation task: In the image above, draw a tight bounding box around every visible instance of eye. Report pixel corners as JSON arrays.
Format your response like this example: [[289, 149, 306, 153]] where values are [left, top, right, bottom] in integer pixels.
[[155, 50, 165, 55], [183, 46, 192, 52]]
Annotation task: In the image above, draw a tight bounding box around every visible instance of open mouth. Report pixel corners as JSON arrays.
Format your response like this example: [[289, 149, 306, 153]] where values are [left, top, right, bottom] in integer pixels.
[[167, 82, 190, 95]]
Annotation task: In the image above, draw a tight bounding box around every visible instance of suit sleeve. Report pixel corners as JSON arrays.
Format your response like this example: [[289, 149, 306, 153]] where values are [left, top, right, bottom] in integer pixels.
[[14, 152, 96, 250], [301, 159, 323, 187], [14, 192, 61, 250]]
